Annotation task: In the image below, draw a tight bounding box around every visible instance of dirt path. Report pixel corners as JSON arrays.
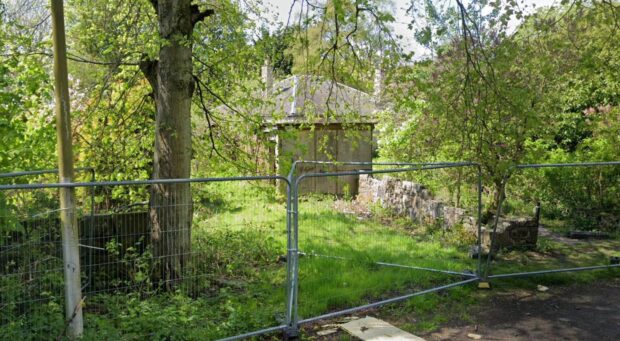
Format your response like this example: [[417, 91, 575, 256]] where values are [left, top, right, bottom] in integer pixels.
[[424, 278, 620, 340]]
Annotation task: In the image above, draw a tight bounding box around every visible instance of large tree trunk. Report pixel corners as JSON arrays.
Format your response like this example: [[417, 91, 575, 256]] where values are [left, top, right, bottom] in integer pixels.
[[149, 0, 194, 285], [139, 0, 213, 286]]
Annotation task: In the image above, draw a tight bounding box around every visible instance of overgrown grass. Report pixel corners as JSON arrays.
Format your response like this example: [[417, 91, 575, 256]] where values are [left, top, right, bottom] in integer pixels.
[[34, 182, 473, 339], [2, 181, 619, 340], [295, 197, 475, 319]]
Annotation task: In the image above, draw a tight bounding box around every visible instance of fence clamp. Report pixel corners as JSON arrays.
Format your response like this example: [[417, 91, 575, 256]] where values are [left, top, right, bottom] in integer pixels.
[[478, 281, 492, 290], [284, 325, 300, 340]]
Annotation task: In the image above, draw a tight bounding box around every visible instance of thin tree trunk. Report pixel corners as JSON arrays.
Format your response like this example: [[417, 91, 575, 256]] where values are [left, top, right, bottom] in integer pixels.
[[481, 179, 505, 224]]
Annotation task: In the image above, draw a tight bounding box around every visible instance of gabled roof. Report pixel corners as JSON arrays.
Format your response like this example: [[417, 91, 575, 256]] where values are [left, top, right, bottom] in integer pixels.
[[261, 75, 377, 125]]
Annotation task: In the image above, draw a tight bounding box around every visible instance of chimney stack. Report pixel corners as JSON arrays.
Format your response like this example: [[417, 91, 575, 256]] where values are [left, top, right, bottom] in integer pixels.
[[261, 59, 273, 96]]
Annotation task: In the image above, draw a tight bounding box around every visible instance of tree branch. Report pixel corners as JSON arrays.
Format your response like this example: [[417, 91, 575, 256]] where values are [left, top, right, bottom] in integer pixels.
[[139, 58, 158, 99], [191, 5, 214, 28], [0, 50, 139, 66], [193, 74, 257, 172]]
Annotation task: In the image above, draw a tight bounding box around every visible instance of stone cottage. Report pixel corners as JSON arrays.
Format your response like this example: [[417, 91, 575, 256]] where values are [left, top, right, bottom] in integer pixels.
[[260, 63, 380, 195]]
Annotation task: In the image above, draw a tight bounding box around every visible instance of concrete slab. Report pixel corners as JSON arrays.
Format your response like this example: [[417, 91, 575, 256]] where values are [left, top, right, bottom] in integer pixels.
[[340, 316, 426, 341]]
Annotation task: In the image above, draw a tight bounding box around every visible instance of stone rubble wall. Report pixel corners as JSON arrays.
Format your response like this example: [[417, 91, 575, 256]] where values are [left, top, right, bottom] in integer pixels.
[[356, 174, 475, 230], [482, 217, 539, 251], [357, 174, 539, 250]]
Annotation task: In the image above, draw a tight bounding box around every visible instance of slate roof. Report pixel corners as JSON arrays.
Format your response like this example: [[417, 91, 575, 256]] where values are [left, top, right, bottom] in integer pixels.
[[260, 75, 377, 125]]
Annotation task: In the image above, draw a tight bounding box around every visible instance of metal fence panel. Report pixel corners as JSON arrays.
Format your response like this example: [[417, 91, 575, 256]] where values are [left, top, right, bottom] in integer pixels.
[[2, 161, 618, 340], [483, 162, 620, 280], [1, 169, 94, 339], [1, 176, 291, 340], [289, 162, 483, 331]]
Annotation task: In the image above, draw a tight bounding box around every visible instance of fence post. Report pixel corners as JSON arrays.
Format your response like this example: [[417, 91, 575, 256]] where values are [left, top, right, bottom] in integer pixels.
[[476, 165, 483, 277], [50, 0, 84, 336], [285, 173, 300, 339], [86, 169, 96, 290]]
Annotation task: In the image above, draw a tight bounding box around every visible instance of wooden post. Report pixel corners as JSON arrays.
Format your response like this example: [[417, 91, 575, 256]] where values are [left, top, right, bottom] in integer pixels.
[[50, 0, 84, 336]]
